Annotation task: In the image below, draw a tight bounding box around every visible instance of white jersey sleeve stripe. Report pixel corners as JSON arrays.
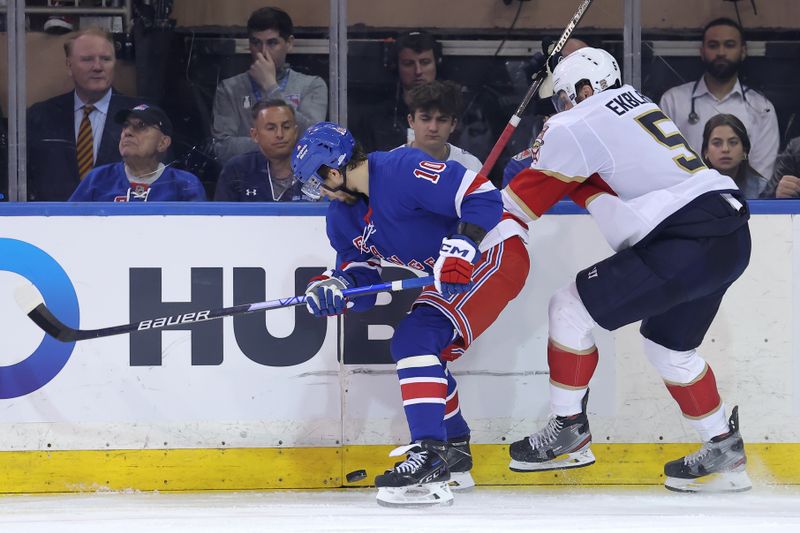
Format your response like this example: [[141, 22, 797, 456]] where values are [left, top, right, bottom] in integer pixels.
[[454, 169, 478, 218], [453, 170, 495, 218], [342, 260, 382, 273]]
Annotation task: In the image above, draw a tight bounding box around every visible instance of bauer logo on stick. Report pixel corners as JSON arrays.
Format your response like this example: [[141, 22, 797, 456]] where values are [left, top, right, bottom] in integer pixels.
[[137, 310, 212, 331]]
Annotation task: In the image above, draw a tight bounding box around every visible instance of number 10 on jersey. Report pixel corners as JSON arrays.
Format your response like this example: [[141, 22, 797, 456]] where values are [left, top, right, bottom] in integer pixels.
[[414, 161, 447, 184]]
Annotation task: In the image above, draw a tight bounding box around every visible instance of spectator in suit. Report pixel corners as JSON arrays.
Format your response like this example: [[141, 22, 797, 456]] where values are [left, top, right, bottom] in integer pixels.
[[69, 104, 206, 202], [763, 136, 800, 198], [214, 99, 304, 202], [701, 114, 767, 199], [27, 27, 144, 201], [659, 17, 779, 179], [211, 6, 328, 164]]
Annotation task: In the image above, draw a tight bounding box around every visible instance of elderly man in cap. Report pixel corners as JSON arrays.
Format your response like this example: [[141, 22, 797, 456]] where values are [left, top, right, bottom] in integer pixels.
[[70, 104, 206, 201]]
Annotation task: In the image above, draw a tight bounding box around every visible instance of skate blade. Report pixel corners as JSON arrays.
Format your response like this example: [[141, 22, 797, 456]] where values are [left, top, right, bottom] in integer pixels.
[[665, 470, 752, 493], [376, 481, 454, 507], [508, 447, 596, 472], [448, 471, 475, 491]]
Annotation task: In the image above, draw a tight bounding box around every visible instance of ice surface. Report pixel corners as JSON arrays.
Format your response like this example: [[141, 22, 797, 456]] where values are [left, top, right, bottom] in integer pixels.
[[1, 486, 798, 533]]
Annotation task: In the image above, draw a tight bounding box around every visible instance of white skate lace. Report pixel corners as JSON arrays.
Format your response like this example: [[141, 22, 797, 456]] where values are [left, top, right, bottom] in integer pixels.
[[527, 417, 564, 450], [684, 442, 712, 466], [396, 450, 427, 474]]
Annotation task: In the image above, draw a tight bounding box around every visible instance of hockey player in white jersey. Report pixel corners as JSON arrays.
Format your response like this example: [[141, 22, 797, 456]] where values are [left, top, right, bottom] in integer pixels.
[[503, 47, 752, 493]]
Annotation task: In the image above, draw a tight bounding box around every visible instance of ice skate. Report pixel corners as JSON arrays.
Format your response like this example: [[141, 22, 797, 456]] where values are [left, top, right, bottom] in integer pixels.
[[664, 406, 752, 493], [508, 390, 595, 472], [375, 440, 453, 507], [446, 436, 475, 491]]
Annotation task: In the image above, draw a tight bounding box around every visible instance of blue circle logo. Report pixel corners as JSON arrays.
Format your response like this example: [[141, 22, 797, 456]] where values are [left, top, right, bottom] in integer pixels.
[[0, 239, 79, 399]]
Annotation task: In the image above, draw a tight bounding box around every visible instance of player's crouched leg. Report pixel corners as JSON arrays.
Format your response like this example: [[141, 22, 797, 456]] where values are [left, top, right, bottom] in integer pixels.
[[415, 237, 530, 349], [377, 308, 456, 507]]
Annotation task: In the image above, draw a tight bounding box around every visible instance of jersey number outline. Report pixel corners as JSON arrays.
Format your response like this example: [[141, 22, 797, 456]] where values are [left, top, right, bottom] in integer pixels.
[[634, 110, 707, 174], [413, 161, 447, 183]]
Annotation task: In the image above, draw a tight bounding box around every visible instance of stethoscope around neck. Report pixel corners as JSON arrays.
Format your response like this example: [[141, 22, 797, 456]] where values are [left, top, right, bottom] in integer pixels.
[[688, 77, 752, 125]]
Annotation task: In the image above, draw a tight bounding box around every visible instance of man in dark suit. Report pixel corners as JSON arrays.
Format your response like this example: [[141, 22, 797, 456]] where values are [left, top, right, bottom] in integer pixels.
[[27, 27, 143, 201]]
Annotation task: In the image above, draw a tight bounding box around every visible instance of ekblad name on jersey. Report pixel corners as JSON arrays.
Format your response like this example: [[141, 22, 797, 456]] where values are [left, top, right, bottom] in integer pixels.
[[503, 84, 738, 251]]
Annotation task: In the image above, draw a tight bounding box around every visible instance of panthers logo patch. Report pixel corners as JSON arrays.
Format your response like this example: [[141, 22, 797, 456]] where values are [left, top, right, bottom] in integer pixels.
[[530, 124, 549, 164]]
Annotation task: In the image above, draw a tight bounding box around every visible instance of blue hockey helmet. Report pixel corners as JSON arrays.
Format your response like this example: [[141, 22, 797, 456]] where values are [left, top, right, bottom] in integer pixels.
[[292, 122, 356, 200]]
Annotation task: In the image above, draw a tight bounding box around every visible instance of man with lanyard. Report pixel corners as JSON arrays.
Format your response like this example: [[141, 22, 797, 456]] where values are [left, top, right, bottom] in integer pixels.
[[211, 6, 327, 164], [660, 17, 778, 179], [214, 99, 304, 202]]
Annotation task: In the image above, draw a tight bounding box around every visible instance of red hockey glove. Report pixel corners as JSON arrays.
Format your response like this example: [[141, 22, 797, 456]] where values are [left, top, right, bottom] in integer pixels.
[[433, 234, 481, 297]]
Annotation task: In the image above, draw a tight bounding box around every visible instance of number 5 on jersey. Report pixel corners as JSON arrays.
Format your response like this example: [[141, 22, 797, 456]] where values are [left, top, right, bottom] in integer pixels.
[[635, 109, 707, 174], [414, 161, 447, 184]]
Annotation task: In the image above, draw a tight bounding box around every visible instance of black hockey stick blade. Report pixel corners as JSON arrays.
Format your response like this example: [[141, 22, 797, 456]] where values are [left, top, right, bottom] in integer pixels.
[[16, 283, 96, 342]]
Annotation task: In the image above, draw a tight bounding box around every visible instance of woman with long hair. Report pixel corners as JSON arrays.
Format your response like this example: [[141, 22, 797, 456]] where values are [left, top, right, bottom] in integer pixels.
[[701, 113, 768, 198]]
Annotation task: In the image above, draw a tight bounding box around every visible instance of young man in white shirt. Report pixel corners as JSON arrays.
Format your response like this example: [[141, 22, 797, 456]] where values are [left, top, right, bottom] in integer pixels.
[[396, 80, 482, 173]]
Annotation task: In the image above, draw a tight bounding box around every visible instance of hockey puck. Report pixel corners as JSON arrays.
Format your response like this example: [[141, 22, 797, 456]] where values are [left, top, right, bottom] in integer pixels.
[[346, 469, 367, 483]]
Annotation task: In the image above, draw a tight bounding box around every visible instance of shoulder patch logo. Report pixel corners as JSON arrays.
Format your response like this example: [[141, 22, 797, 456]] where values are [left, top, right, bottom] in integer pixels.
[[512, 148, 533, 161], [531, 124, 549, 165]]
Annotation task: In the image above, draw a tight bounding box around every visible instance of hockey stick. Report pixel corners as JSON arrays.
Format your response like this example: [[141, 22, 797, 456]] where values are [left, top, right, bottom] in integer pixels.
[[15, 275, 434, 343], [478, 0, 594, 177]]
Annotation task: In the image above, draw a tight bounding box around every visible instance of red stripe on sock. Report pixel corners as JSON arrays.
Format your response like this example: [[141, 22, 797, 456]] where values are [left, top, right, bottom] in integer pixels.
[[400, 381, 448, 402], [445, 390, 460, 416], [665, 365, 721, 418], [547, 341, 598, 388]]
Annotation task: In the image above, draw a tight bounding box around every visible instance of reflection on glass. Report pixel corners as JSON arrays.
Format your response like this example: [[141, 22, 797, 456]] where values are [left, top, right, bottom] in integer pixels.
[[16, 1, 329, 203], [1, 0, 7, 201], [640, 3, 798, 198], [26, 27, 145, 201]]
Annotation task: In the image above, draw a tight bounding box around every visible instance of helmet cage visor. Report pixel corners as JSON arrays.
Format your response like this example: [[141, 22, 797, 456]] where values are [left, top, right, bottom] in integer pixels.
[[299, 172, 325, 201], [292, 121, 356, 200], [552, 89, 574, 113], [298, 166, 352, 201]]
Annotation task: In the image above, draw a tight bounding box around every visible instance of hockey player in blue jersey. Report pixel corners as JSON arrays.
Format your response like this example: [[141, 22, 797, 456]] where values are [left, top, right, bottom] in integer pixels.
[[292, 122, 529, 506]]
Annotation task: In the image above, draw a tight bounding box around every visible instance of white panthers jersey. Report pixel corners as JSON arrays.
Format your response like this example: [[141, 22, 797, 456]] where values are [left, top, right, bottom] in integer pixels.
[[504, 84, 738, 250]]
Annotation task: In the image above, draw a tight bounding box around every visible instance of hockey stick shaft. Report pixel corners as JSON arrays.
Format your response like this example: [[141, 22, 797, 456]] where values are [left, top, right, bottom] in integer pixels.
[[478, 0, 594, 177], [16, 275, 434, 343]]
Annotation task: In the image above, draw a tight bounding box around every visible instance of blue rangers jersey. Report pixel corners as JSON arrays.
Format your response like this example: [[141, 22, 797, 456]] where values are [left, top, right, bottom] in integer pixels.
[[69, 162, 207, 202], [326, 147, 502, 310]]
